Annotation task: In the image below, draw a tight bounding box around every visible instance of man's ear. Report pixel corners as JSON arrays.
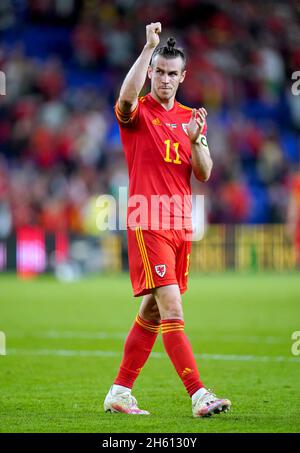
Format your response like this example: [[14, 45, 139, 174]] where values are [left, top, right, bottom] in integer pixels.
[[180, 70, 186, 84], [148, 65, 152, 80]]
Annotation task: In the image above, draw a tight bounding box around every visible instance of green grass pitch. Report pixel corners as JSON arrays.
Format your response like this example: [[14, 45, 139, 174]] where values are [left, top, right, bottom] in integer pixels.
[[0, 272, 300, 433]]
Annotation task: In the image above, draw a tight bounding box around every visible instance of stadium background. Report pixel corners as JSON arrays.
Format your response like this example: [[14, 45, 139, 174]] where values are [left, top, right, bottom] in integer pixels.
[[0, 0, 300, 434]]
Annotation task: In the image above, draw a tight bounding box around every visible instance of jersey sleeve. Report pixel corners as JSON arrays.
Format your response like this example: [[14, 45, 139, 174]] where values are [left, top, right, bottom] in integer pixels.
[[115, 98, 140, 127]]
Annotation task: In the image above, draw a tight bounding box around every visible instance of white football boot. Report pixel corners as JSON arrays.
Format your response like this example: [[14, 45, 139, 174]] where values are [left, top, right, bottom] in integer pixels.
[[192, 390, 231, 417], [104, 387, 150, 415]]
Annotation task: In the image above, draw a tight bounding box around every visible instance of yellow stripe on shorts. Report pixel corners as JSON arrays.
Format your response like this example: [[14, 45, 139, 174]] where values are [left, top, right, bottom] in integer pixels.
[[135, 227, 155, 289], [135, 228, 150, 288], [137, 228, 155, 288]]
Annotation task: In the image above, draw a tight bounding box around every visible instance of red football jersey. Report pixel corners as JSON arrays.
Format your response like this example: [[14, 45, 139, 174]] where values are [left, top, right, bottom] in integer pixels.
[[115, 93, 207, 230]]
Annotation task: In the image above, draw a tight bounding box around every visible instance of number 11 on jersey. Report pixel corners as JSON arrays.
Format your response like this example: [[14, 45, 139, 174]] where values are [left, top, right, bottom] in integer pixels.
[[164, 139, 182, 165]]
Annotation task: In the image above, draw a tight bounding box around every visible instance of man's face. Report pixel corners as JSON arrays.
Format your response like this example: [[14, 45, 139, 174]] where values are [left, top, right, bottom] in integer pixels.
[[148, 55, 186, 101]]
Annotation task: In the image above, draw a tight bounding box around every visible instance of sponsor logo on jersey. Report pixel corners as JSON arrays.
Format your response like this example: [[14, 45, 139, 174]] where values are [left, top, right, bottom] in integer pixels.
[[166, 123, 177, 129], [155, 264, 166, 277]]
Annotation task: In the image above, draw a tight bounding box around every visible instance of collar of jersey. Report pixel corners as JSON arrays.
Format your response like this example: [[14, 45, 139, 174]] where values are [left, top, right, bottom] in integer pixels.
[[147, 93, 178, 113]]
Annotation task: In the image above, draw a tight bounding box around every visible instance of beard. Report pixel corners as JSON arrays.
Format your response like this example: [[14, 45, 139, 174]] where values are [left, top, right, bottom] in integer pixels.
[[155, 86, 176, 101]]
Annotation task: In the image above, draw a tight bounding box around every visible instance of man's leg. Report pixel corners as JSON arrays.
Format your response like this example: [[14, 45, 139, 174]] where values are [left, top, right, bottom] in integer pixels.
[[104, 294, 160, 414], [114, 293, 161, 389], [153, 284, 231, 417], [153, 284, 204, 397], [139, 293, 161, 323]]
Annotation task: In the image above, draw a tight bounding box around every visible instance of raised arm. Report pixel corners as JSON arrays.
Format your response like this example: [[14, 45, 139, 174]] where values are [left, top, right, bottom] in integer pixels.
[[186, 108, 213, 182], [118, 22, 161, 115]]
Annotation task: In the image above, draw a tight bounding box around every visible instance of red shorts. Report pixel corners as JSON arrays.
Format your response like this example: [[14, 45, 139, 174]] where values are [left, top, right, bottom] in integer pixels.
[[127, 227, 192, 297]]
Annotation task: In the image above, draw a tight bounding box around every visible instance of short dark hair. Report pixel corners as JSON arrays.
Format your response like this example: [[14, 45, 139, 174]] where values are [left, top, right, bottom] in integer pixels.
[[151, 37, 186, 70]]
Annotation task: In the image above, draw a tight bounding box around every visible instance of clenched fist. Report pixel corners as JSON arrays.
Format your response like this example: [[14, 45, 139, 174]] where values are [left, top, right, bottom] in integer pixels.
[[145, 22, 161, 49]]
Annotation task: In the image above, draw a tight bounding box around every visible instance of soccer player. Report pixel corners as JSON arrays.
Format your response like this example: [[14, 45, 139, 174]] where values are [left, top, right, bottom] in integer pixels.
[[104, 22, 231, 417]]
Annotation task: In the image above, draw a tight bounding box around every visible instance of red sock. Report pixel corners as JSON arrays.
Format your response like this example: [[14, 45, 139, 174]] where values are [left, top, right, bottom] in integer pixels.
[[161, 319, 204, 397], [114, 314, 160, 388]]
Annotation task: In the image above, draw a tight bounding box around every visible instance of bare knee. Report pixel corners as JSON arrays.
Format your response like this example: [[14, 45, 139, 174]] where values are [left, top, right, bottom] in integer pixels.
[[139, 294, 161, 324], [153, 285, 183, 320]]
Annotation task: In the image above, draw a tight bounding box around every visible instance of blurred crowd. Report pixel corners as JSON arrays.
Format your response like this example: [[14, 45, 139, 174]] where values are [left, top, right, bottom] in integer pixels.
[[0, 0, 300, 236]]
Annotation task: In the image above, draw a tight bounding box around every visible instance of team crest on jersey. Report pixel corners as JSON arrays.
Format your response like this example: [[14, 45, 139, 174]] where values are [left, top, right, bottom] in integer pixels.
[[182, 123, 189, 135], [155, 264, 166, 277]]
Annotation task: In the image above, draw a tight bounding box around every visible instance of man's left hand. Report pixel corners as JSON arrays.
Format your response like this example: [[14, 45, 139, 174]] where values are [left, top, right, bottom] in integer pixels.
[[186, 108, 207, 143]]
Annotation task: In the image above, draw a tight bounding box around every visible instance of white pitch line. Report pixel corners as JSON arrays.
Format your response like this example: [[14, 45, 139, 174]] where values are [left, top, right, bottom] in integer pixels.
[[204, 335, 286, 345], [6, 348, 300, 363], [45, 331, 127, 340], [7, 348, 120, 357], [9, 331, 289, 344]]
